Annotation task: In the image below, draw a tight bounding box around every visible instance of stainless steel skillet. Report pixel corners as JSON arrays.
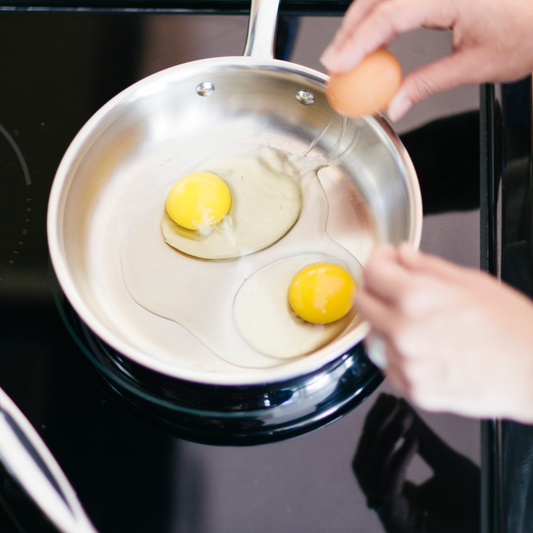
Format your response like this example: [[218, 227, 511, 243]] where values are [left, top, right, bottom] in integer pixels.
[[47, 0, 422, 386]]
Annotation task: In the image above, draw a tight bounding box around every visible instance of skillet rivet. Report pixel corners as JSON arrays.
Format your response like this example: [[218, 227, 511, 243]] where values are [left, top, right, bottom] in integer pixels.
[[296, 90, 314, 106], [196, 82, 215, 96]]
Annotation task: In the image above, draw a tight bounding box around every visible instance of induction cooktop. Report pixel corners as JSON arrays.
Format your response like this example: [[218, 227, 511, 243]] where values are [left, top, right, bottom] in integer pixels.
[[0, 8, 483, 533]]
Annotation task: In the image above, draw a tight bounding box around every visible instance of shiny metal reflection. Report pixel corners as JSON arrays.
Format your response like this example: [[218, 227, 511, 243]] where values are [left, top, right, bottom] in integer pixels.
[[47, 0, 422, 387], [296, 90, 315, 105], [196, 81, 215, 96]]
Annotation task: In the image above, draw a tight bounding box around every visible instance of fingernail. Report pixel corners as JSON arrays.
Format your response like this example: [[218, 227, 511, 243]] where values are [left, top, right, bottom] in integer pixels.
[[387, 95, 412, 122]]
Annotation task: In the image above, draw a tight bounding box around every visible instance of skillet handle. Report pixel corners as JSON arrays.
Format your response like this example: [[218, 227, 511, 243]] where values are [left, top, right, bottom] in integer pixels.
[[0, 387, 98, 533], [243, 0, 281, 59]]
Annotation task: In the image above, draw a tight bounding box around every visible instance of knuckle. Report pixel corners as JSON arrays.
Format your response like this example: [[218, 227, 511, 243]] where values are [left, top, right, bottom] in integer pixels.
[[400, 279, 443, 315], [374, 0, 396, 21], [397, 288, 419, 315], [398, 284, 426, 315], [411, 75, 442, 101], [373, 2, 398, 37], [389, 322, 416, 354], [392, 329, 413, 356]]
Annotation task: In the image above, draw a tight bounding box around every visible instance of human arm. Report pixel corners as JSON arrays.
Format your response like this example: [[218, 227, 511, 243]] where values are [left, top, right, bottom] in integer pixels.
[[357, 244, 533, 422]]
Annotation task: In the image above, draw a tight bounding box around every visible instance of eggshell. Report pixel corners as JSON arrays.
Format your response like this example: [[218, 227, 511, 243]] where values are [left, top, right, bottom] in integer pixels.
[[326, 48, 402, 118]]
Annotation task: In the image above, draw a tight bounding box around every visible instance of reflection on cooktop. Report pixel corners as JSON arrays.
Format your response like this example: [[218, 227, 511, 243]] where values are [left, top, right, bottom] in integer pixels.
[[354, 394, 480, 533], [53, 274, 383, 446]]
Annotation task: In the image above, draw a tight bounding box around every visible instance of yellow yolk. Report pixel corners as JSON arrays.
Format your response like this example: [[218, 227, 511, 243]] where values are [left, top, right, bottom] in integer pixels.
[[166, 171, 231, 231], [288, 263, 356, 324]]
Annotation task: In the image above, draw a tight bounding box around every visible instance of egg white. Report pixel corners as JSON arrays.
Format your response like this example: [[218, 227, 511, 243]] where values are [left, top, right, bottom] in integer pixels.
[[162, 147, 302, 260], [234, 252, 361, 358], [120, 145, 361, 369]]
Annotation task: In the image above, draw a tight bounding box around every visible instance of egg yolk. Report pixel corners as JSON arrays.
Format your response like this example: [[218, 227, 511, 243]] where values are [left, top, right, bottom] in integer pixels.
[[288, 263, 356, 324], [326, 48, 402, 118], [166, 171, 231, 231]]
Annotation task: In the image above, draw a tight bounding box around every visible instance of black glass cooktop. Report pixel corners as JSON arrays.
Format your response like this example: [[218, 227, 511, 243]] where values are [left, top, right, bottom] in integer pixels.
[[0, 9, 483, 533], [0, 0, 350, 14]]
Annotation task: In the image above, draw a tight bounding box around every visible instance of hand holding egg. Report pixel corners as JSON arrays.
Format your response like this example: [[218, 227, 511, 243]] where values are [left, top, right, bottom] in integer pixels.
[[322, 0, 533, 121]]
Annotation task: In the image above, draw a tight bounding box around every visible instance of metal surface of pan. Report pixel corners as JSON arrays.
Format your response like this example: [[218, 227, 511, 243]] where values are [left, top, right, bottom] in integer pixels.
[[47, 0, 422, 387]]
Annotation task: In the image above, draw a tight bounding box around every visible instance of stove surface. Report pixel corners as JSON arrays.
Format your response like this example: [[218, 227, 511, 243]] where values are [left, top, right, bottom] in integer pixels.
[[0, 11, 481, 533]]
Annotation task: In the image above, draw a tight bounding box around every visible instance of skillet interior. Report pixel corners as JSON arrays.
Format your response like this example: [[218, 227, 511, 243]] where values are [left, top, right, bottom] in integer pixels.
[[48, 57, 421, 385]]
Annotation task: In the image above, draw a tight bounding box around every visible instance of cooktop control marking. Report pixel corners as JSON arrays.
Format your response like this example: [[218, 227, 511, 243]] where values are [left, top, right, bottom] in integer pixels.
[[0, 122, 31, 267]]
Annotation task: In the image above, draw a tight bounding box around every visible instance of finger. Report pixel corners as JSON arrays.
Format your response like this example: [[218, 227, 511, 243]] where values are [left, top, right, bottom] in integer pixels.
[[323, 0, 386, 62], [362, 263, 412, 305], [397, 243, 457, 278], [323, 0, 458, 73], [362, 246, 413, 304], [357, 289, 403, 334], [396, 242, 468, 281], [387, 48, 499, 121], [363, 243, 400, 277], [367, 242, 400, 263]]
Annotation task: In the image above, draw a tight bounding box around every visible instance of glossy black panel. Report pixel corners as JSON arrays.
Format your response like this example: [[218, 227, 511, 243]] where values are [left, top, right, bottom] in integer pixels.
[[0, 10, 482, 533], [481, 77, 533, 533], [485, 78, 533, 533], [0, 0, 350, 15]]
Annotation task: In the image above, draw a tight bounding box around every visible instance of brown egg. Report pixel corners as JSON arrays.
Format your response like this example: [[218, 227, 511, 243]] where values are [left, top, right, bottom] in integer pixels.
[[326, 48, 402, 118]]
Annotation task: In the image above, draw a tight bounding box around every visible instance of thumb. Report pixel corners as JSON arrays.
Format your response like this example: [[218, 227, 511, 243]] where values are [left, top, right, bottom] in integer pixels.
[[387, 49, 492, 121]]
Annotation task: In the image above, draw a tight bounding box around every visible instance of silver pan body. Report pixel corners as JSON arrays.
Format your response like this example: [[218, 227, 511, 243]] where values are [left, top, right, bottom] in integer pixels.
[[47, 56, 422, 386]]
